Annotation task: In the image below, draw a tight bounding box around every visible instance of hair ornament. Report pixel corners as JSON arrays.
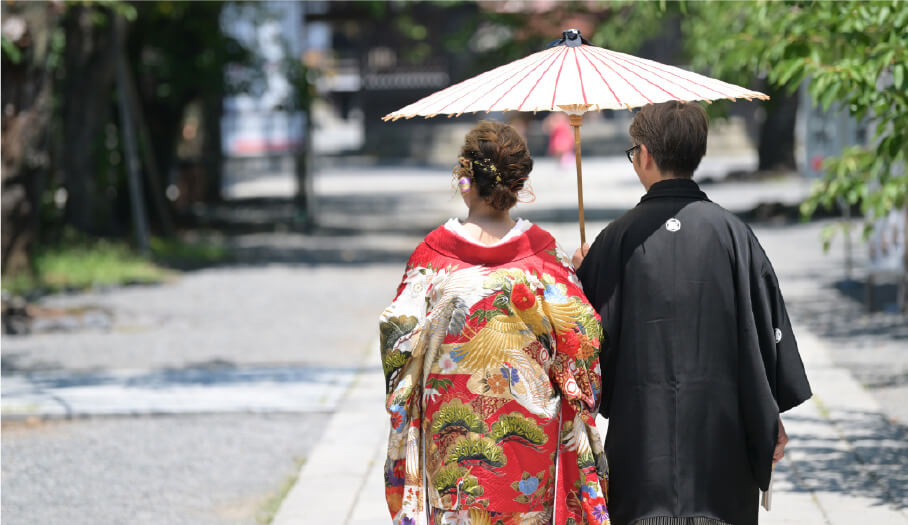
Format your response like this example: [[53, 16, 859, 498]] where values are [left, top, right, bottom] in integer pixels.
[[472, 157, 503, 185]]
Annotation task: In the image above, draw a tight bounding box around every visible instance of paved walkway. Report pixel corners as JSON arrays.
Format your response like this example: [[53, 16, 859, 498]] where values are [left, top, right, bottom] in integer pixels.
[[4, 157, 905, 524], [272, 326, 908, 525], [268, 158, 907, 525], [1, 366, 359, 417]]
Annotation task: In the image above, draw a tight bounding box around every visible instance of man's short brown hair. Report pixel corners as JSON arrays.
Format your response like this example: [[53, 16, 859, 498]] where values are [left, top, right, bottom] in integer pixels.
[[629, 101, 708, 177]]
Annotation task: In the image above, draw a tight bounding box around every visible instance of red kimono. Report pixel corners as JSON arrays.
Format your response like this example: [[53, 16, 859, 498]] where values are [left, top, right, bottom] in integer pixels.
[[380, 221, 610, 524]]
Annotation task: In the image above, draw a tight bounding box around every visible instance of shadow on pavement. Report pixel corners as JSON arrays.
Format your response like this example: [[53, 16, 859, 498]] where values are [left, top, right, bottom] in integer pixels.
[[787, 279, 908, 342], [785, 411, 908, 510], [9, 364, 376, 390], [224, 241, 415, 266], [520, 206, 629, 224]]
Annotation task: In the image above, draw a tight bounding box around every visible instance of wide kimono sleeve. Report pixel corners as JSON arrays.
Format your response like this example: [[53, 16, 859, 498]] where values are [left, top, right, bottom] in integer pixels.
[[752, 251, 812, 413], [737, 231, 812, 491], [576, 224, 623, 419], [378, 245, 435, 524], [544, 245, 611, 522]]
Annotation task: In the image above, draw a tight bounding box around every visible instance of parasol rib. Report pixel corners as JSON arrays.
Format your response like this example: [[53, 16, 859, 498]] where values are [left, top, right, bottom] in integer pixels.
[[602, 51, 709, 99], [550, 48, 570, 110], [518, 48, 566, 111], [584, 47, 654, 104], [602, 50, 732, 99], [382, 29, 770, 245], [423, 63, 515, 116], [441, 51, 550, 115], [572, 48, 589, 106], [580, 48, 623, 107], [588, 47, 682, 101], [485, 48, 562, 113]]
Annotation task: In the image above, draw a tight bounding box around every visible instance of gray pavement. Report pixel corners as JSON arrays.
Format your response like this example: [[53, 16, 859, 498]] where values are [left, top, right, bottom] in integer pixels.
[[275, 158, 905, 523], [2, 155, 906, 524], [1, 413, 330, 525], [272, 325, 908, 525]]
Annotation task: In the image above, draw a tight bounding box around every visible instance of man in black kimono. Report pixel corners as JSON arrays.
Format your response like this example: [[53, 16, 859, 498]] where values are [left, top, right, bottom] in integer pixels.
[[573, 101, 812, 525]]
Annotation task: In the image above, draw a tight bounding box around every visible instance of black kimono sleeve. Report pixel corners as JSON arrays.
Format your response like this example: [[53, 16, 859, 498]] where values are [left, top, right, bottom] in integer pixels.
[[738, 234, 812, 490], [752, 253, 813, 412], [576, 225, 623, 418]]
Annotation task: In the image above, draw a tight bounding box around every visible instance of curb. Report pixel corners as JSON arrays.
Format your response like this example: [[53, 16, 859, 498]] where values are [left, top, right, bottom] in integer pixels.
[[272, 349, 389, 525]]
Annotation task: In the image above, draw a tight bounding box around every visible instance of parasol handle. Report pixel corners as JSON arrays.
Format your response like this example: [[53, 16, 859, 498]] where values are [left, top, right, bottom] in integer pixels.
[[569, 114, 586, 245]]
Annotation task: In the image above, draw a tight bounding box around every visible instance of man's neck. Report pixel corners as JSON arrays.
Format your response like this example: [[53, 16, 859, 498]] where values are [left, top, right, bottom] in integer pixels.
[[644, 172, 689, 191]]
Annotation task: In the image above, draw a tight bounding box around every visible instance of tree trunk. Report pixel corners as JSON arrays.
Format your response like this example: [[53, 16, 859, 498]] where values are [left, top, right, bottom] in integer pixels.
[[1, 3, 58, 276], [59, 5, 117, 235], [757, 85, 799, 172], [202, 93, 224, 203]]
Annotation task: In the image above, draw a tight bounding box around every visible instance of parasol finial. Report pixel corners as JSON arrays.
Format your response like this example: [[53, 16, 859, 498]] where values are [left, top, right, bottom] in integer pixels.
[[563, 29, 583, 47], [546, 28, 591, 49]]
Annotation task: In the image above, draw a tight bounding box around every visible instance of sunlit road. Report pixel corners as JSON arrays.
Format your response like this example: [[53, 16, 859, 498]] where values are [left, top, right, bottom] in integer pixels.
[[3, 156, 906, 524]]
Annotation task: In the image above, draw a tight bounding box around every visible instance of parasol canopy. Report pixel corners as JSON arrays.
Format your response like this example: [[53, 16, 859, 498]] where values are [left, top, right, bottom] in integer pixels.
[[383, 30, 767, 120], [383, 29, 768, 242]]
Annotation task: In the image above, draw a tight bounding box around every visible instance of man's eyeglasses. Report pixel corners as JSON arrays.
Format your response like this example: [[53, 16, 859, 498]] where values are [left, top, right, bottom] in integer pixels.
[[625, 144, 641, 164]]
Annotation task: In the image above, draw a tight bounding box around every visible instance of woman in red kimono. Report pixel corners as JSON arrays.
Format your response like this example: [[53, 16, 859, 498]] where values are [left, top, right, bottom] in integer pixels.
[[380, 121, 609, 525]]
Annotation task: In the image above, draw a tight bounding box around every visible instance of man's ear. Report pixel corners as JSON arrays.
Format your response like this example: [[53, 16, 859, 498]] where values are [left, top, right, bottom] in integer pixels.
[[641, 144, 661, 172], [638, 143, 651, 170]]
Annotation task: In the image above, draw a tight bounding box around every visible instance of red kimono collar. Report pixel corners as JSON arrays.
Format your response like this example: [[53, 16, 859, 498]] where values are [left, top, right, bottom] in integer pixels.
[[424, 224, 554, 266]]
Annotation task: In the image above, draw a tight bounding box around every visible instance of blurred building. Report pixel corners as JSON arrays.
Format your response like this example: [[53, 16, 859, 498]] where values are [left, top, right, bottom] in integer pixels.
[[307, 1, 481, 164], [219, 1, 308, 200]]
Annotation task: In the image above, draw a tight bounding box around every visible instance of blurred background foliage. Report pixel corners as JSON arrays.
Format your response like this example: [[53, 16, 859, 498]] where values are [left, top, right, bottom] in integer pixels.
[[1, 0, 905, 294], [2, 0, 259, 293]]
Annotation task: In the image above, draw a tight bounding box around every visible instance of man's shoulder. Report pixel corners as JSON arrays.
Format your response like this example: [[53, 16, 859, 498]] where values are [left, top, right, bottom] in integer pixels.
[[682, 199, 755, 232], [606, 198, 747, 231]]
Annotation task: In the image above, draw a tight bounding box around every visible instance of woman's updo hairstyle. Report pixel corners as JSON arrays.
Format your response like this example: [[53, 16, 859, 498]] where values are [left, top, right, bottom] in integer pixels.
[[453, 121, 533, 211]]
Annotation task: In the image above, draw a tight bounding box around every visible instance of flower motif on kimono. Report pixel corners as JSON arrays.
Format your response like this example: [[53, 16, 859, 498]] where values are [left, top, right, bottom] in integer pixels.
[[510, 282, 537, 310], [439, 351, 463, 373], [577, 333, 596, 361], [386, 459, 406, 487], [556, 329, 581, 354], [439, 511, 471, 525], [500, 365, 520, 386], [484, 373, 509, 395], [580, 483, 598, 500], [543, 283, 569, 303], [592, 503, 609, 523], [390, 404, 408, 433], [403, 267, 433, 297], [510, 470, 550, 505], [524, 272, 544, 292], [382, 227, 608, 523]]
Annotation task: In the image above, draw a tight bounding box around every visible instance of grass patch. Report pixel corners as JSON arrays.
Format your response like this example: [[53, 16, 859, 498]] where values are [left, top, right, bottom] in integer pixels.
[[2, 232, 233, 296], [2, 240, 173, 296], [257, 457, 306, 524], [150, 236, 230, 268]]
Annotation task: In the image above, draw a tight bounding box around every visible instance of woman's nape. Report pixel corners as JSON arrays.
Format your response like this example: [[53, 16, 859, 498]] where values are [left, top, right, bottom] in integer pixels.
[[454, 121, 533, 246], [460, 189, 515, 246]]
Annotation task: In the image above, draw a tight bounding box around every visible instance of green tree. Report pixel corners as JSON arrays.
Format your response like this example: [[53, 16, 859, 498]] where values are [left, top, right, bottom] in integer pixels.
[[684, 0, 908, 235], [1, 1, 261, 278], [127, 1, 255, 205], [1, 2, 63, 275]]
